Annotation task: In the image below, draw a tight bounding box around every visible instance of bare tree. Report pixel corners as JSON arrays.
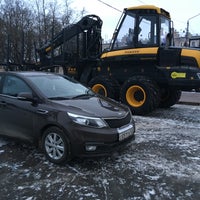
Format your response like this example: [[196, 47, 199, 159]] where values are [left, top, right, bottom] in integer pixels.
[[0, 0, 34, 64], [61, 0, 87, 26], [0, 0, 86, 67]]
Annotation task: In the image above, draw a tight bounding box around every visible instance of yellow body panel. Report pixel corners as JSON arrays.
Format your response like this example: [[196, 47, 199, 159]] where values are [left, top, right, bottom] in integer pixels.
[[101, 47, 159, 59], [126, 5, 170, 18], [181, 49, 200, 69], [127, 5, 160, 12]]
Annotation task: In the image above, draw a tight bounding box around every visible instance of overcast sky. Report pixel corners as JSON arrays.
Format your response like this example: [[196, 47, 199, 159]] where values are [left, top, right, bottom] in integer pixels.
[[70, 0, 200, 40]]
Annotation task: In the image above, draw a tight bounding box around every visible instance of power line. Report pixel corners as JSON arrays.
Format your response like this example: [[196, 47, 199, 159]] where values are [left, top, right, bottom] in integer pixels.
[[96, 0, 147, 13], [137, 0, 146, 4], [96, 0, 122, 13]]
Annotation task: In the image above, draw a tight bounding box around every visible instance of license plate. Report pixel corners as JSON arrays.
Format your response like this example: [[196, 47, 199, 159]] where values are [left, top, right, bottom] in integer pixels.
[[118, 124, 134, 141]]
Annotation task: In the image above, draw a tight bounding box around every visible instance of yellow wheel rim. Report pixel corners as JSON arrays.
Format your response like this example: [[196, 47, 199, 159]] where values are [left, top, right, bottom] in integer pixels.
[[92, 84, 107, 97], [126, 85, 146, 107]]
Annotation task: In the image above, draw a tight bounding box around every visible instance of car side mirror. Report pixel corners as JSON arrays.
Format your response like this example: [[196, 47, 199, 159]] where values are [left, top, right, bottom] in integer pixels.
[[17, 92, 35, 102]]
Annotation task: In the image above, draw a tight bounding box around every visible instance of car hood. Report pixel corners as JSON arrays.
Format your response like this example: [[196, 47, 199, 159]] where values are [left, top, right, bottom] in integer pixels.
[[51, 95, 129, 118]]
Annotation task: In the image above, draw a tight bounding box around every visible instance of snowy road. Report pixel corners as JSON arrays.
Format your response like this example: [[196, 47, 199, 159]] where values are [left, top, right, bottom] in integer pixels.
[[0, 104, 200, 200]]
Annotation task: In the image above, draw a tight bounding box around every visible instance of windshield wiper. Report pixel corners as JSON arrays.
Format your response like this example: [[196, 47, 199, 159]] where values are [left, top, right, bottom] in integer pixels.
[[71, 90, 94, 99], [48, 97, 70, 100], [71, 94, 90, 99]]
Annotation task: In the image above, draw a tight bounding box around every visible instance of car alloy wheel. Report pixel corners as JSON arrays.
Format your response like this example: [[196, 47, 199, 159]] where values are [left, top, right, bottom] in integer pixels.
[[42, 127, 70, 164]]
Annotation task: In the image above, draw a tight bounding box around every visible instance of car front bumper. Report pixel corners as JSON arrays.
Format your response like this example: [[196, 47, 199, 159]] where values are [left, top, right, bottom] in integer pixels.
[[66, 121, 135, 158]]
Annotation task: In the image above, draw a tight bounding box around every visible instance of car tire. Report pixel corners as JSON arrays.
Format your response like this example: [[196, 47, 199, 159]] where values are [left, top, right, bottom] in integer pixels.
[[88, 76, 119, 99], [42, 126, 70, 164], [159, 87, 182, 108], [120, 76, 160, 115]]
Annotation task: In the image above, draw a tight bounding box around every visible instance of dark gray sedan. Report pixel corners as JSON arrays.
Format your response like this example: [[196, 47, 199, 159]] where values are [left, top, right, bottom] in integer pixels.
[[0, 71, 135, 164]]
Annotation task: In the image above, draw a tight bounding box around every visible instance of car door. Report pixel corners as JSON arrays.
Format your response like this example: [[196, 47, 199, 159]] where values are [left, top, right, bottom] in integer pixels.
[[0, 74, 35, 141]]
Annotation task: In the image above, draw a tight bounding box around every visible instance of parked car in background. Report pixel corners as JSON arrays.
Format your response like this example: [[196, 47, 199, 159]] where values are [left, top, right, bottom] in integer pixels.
[[0, 71, 135, 164]]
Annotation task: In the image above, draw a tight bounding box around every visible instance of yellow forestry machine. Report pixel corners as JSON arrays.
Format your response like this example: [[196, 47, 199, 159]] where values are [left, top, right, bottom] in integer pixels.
[[35, 5, 200, 115]]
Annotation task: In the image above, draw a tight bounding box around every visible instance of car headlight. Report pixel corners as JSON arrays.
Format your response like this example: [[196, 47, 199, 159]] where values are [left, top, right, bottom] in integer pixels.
[[67, 112, 108, 128]]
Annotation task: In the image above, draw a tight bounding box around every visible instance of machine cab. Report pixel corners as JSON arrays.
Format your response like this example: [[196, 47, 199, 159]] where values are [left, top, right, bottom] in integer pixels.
[[110, 5, 172, 50]]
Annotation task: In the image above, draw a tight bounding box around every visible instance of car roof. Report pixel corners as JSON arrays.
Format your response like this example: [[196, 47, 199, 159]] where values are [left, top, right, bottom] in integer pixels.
[[0, 71, 57, 77]]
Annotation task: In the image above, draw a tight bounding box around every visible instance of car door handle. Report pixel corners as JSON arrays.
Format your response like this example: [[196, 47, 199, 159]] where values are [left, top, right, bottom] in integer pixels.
[[37, 109, 49, 115]]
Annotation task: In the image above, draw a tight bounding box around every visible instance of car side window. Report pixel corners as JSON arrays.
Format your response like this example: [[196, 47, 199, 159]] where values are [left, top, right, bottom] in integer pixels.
[[0, 74, 3, 92], [2, 75, 32, 97], [0, 74, 2, 84]]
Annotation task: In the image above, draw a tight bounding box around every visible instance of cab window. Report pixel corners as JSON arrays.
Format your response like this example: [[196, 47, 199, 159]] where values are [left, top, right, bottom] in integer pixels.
[[160, 16, 170, 46], [138, 15, 157, 46], [113, 13, 158, 49], [113, 14, 136, 49]]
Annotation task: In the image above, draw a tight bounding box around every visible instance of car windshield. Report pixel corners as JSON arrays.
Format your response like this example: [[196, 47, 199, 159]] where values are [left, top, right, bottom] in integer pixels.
[[28, 74, 93, 99]]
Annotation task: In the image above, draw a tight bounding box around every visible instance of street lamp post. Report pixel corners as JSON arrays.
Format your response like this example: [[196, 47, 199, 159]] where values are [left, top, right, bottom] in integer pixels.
[[185, 12, 200, 46]]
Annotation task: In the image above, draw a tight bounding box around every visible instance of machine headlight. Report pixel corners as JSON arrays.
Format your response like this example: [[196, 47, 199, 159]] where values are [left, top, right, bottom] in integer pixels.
[[67, 112, 108, 128]]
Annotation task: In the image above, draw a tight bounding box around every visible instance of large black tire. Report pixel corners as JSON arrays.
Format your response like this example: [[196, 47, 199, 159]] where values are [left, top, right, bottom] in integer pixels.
[[195, 88, 200, 92], [88, 76, 119, 99], [120, 76, 160, 115], [42, 126, 71, 164], [159, 87, 182, 108]]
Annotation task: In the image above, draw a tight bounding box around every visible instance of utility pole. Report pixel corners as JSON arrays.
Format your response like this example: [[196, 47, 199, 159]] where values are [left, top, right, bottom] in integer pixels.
[[185, 12, 200, 46]]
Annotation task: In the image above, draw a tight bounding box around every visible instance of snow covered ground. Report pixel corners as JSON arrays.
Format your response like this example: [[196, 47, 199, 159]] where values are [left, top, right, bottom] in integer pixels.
[[0, 104, 200, 200]]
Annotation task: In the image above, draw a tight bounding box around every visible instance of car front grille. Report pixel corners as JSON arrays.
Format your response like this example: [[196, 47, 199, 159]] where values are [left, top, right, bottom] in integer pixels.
[[104, 112, 132, 128]]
